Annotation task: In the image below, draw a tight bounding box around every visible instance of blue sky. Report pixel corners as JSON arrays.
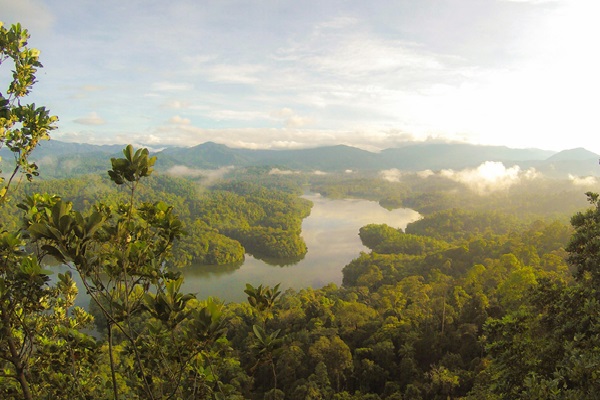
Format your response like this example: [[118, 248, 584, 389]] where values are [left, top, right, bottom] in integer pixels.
[[3, 0, 600, 153]]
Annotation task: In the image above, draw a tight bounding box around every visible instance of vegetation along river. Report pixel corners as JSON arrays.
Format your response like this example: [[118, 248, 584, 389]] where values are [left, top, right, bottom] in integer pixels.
[[57, 193, 420, 306], [180, 193, 420, 303]]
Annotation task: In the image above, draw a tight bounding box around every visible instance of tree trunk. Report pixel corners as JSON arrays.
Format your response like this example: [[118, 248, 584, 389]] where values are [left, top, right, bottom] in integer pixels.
[[2, 310, 33, 400], [108, 322, 119, 400]]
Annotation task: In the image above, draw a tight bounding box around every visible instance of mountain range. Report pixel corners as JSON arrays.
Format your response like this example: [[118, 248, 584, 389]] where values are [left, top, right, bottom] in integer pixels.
[[3, 140, 599, 179], [156, 141, 600, 178]]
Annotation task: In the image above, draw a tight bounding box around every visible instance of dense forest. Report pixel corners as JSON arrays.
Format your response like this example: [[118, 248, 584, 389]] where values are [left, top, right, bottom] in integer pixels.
[[3, 22, 600, 400], [1, 174, 311, 267]]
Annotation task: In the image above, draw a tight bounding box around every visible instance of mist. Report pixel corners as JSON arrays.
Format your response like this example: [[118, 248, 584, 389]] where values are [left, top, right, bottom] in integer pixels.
[[569, 174, 599, 186], [381, 161, 541, 194], [165, 165, 234, 184], [440, 162, 539, 194]]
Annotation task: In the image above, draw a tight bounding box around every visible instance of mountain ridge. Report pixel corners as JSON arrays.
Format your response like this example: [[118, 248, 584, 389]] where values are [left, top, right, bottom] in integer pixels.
[[9, 140, 600, 178]]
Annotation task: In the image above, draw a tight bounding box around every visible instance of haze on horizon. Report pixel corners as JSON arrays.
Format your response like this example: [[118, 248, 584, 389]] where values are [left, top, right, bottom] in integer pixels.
[[3, 0, 599, 154]]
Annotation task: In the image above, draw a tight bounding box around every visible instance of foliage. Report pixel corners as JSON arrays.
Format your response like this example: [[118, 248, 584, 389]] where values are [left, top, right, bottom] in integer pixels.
[[0, 22, 57, 200], [22, 145, 241, 399], [0, 22, 92, 400], [194, 181, 312, 262]]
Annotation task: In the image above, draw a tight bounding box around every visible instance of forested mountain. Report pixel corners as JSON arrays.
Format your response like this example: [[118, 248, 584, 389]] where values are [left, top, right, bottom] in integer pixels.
[[377, 142, 555, 170], [18, 140, 600, 179]]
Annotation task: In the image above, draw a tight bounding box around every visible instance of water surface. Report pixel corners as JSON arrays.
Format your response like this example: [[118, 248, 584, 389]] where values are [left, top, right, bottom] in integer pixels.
[[181, 194, 420, 302], [55, 194, 420, 306]]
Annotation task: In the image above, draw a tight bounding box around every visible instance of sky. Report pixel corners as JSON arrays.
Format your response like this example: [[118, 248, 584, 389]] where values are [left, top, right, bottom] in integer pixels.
[[3, 0, 600, 153]]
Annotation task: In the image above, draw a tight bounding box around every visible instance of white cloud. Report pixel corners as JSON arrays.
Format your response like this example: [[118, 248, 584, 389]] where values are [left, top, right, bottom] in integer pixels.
[[269, 168, 300, 175], [165, 166, 234, 184], [316, 16, 359, 30], [36, 155, 58, 168], [80, 84, 105, 92], [380, 168, 404, 182], [168, 115, 191, 125], [152, 82, 193, 92], [73, 112, 106, 125], [271, 108, 314, 128], [440, 161, 539, 194], [569, 174, 598, 186], [166, 165, 202, 177], [69, 122, 453, 151], [502, 0, 557, 3], [162, 100, 190, 109], [0, 0, 55, 32], [417, 169, 435, 178], [207, 109, 267, 121], [203, 64, 265, 84]]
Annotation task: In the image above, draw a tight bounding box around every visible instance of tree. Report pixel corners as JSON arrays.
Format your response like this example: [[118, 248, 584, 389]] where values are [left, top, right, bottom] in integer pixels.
[[0, 23, 57, 200], [479, 192, 600, 399], [566, 192, 600, 283], [25, 145, 234, 399], [0, 22, 96, 400], [0, 39, 243, 393], [309, 335, 353, 392]]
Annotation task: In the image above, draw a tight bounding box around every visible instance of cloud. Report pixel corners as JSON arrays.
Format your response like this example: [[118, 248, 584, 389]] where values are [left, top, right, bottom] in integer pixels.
[[66, 120, 454, 151], [152, 82, 193, 92], [569, 174, 598, 186], [73, 112, 106, 125], [380, 167, 436, 183], [380, 169, 404, 182], [207, 109, 267, 121], [502, 0, 557, 3], [440, 161, 539, 194], [162, 100, 190, 109], [180, 55, 263, 84], [0, 0, 55, 32], [168, 115, 191, 125], [147, 126, 357, 149], [317, 16, 359, 30], [203, 64, 265, 84], [165, 165, 234, 184], [80, 85, 105, 92], [417, 169, 435, 178], [165, 165, 204, 177], [271, 108, 314, 128], [269, 168, 300, 175], [276, 24, 456, 88], [36, 155, 58, 168]]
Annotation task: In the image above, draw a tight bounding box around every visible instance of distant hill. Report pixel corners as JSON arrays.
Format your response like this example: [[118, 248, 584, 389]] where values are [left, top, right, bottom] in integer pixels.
[[5, 140, 599, 178], [377, 143, 555, 171], [33, 139, 125, 157], [158, 142, 600, 177], [546, 147, 599, 162], [0, 140, 125, 180], [159, 142, 253, 167], [532, 148, 600, 177], [157, 142, 379, 170]]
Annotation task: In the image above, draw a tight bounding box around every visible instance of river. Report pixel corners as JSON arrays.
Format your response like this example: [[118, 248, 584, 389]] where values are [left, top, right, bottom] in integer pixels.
[[180, 193, 420, 302], [56, 193, 420, 306]]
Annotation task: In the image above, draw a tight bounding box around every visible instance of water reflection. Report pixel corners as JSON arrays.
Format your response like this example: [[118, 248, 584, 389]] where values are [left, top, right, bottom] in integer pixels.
[[253, 254, 304, 267], [181, 194, 420, 303], [49, 194, 420, 305], [183, 261, 244, 278]]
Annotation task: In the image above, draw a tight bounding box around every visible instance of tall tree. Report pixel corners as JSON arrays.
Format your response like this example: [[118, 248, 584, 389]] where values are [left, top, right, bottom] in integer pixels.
[[0, 22, 99, 400]]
